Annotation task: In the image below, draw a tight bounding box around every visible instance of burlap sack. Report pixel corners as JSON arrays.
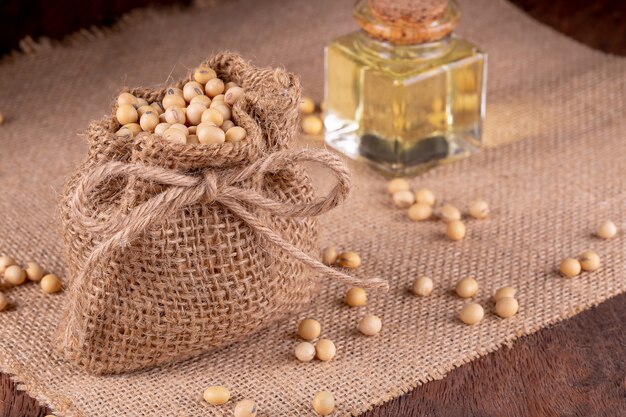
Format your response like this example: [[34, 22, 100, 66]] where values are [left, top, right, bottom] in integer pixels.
[[56, 52, 386, 375]]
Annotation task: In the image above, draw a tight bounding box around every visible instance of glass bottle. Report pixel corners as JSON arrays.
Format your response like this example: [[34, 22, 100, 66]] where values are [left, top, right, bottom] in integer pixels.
[[324, 0, 487, 175]]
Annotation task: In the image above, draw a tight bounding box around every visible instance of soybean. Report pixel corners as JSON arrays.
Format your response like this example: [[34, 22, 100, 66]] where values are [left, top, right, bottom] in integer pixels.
[[234, 399, 257, 417], [494, 286, 516, 301], [116, 103, 138, 125], [150, 101, 165, 115], [315, 339, 336, 362], [438, 204, 461, 223], [201, 108, 224, 126], [495, 297, 519, 318], [344, 287, 367, 307], [4, 265, 25, 285], [221, 120, 235, 132], [446, 220, 466, 241], [164, 107, 186, 125], [170, 123, 189, 135], [358, 314, 382, 336], [408, 202, 432, 221], [203, 385, 230, 405], [392, 190, 415, 208], [0, 292, 8, 311], [468, 200, 489, 219], [190, 95, 212, 107], [455, 277, 478, 298], [387, 178, 410, 194], [225, 86, 245, 105], [41, 274, 62, 293], [312, 391, 335, 416], [459, 302, 484, 325], [162, 94, 186, 110], [165, 87, 183, 97], [597, 220, 617, 239], [123, 123, 142, 135], [301, 115, 323, 135], [414, 188, 435, 206], [183, 81, 204, 103], [197, 124, 226, 145], [299, 97, 316, 114], [205, 78, 225, 98], [412, 276, 433, 297], [211, 102, 232, 121], [294, 342, 316, 362], [298, 318, 321, 340], [163, 128, 187, 144], [578, 251, 600, 272], [337, 252, 361, 269], [139, 112, 159, 133], [193, 66, 217, 84], [559, 258, 581, 278], [185, 102, 207, 126], [0, 255, 16, 273], [136, 105, 154, 118], [321, 247, 337, 266], [25, 261, 44, 282], [155, 122, 171, 136], [225, 126, 246, 142], [115, 127, 133, 138], [117, 92, 138, 107]]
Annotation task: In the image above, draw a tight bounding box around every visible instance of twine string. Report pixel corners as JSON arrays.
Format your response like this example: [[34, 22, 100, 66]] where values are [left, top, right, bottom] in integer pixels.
[[69, 148, 389, 291]]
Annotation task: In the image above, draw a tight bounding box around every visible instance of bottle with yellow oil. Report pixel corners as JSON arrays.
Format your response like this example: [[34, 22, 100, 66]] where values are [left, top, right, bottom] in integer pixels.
[[324, 0, 487, 175]]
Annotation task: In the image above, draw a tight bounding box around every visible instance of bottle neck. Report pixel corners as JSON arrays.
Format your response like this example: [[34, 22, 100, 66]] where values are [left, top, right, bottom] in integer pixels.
[[357, 31, 453, 61]]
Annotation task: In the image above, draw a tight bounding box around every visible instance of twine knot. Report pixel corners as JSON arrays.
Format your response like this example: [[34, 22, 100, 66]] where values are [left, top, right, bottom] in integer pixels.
[[69, 148, 389, 291], [202, 171, 219, 204]]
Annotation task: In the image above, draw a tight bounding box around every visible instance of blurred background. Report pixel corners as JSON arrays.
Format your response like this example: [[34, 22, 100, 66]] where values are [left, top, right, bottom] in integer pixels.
[[0, 0, 624, 58]]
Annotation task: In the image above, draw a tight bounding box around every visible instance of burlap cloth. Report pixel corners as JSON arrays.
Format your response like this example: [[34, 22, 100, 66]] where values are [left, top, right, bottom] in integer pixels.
[[0, 0, 625, 415]]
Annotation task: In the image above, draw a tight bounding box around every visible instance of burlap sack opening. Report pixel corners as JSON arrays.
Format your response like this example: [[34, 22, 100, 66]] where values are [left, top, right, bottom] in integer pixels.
[[55, 52, 387, 375]]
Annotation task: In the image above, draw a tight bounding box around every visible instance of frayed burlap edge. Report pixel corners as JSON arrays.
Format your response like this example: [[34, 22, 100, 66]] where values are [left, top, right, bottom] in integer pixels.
[[0, 283, 623, 417], [0, 349, 85, 417]]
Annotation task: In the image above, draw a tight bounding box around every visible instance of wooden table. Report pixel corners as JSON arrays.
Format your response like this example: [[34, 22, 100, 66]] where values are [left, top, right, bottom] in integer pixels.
[[1, 1, 625, 416]]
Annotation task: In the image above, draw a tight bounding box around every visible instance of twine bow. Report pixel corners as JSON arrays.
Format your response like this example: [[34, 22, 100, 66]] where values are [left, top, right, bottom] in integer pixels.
[[70, 148, 389, 291]]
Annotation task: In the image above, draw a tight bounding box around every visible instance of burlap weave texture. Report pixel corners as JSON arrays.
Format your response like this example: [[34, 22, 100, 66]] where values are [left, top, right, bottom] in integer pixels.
[[58, 52, 329, 374], [0, 0, 625, 416]]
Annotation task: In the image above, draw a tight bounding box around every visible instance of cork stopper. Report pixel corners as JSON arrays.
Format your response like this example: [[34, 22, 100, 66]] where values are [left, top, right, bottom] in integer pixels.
[[369, 0, 448, 25], [354, 0, 460, 45]]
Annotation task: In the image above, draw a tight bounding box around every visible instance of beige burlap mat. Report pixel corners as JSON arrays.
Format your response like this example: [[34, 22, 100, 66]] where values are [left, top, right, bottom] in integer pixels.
[[0, 0, 625, 416]]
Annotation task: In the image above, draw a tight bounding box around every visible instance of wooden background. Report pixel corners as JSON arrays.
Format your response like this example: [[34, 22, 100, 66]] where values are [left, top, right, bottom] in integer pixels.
[[0, 0, 189, 57], [0, 1, 624, 416]]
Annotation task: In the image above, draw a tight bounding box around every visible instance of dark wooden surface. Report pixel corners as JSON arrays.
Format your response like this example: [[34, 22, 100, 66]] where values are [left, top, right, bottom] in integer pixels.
[[1, 1, 625, 416], [511, 0, 626, 55], [0, 0, 190, 57]]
